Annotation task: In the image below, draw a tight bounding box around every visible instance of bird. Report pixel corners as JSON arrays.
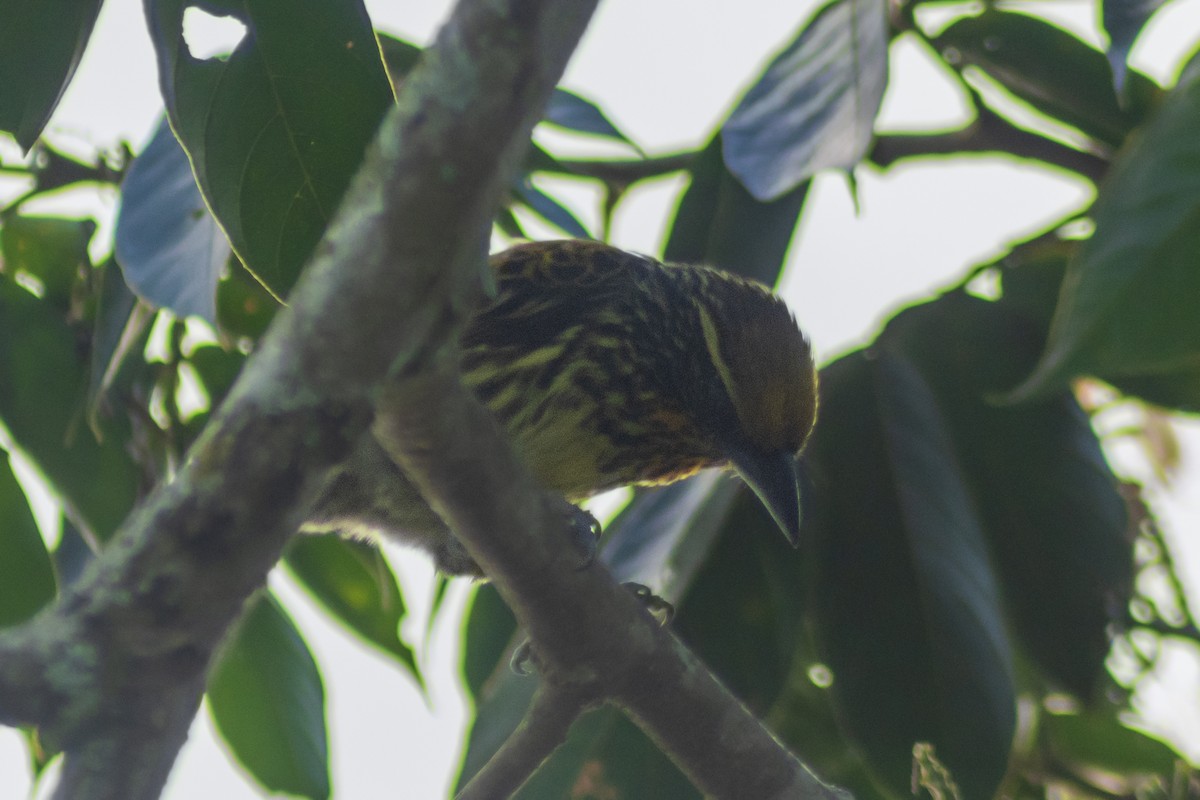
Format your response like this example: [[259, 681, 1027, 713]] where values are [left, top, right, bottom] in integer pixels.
[[303, 239, 818, 576]]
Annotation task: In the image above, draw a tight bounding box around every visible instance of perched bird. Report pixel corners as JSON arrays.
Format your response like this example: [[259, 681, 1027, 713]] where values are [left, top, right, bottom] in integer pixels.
[[304, 239, 818, 576]]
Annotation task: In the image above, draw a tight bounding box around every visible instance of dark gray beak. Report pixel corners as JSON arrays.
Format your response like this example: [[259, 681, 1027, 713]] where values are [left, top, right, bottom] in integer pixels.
[[730, 449, 802, 547]]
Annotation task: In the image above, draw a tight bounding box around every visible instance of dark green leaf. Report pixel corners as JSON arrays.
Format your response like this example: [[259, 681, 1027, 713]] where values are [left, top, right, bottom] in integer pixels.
[[145, 0, 393, 297], [461, 584, 518, 701], [215, 257, 281, 341], [1102, 0, 1166, 91], [544, 88, 641, 152], [0, 449, 56, 626], [87, 260, 153, 432], [1043, 710, 1186, 777], [803, 351, 1014, 798], [1009, 51, 1200, 404], [664, 134, 809, 286], [284, 534, 418, 678], [601, 472, 740, 605], [208, 592, 330, 800], [883, 294, 1130, 699], [115, 116, 230, 322], [0, 279, 140, 541], [513, 180, 592, 239], [377, 33, 422, 84], [722, 0, 888, 201], [0, 215, 94, 309], [0, 0, 104, 149], [936, 11, 1158, 150], [674, 488, 805, 713]]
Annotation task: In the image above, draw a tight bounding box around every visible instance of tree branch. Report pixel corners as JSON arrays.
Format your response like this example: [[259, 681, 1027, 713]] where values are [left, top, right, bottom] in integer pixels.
[[0, 0, 600, 797], [871, 104, 1110, 184], [457, 685, 590, 800], [372, 362, 849, 797]]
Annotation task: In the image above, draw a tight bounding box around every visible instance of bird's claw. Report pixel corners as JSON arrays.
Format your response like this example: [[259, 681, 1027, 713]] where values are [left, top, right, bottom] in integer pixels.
[[510, 639, 537, 676], [624, 582, 674, 625], [508, 582, 673, 677]]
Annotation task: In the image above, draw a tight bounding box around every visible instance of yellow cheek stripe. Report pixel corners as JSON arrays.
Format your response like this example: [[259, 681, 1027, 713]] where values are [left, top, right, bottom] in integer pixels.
[[697, 304, 737, 406]]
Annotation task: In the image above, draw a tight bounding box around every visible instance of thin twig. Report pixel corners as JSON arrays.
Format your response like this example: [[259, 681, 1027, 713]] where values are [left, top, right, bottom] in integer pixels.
[[457, 686, 590, 800]]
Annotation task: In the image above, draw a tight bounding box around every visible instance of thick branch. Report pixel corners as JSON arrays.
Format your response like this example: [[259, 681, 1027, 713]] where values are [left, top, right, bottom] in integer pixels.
[[0, 0, 599, 797], [373, 364, 848, 798]]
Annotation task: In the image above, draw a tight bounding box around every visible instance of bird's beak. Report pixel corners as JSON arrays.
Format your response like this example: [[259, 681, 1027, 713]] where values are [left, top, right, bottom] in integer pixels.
[[730, 448, 802, 547]]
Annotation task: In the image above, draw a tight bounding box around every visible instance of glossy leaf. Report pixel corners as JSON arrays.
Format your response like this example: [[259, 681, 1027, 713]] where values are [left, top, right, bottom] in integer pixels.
[[284, 534, 418, 678], [1102, 0, 1165, 91], [0, 279, 140, 541], [664, 134, 809, 287], [208, 593, 330, 800], [116, 117, 229, 322], [803, 351, 1014, 798], [0, 0, 104, 149], [145, 0, 393, 297], [0, 449, 56, 626], [723, 0, 888, 201], [0, 215, 94, 309], [936, 11, 1157, 150], [1010, 52, 1200, 404], [883, 294, 1130, 699]]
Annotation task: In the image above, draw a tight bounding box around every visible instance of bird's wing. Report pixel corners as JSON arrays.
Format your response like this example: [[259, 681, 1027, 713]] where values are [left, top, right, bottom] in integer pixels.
[[463, 240, 645, 350]]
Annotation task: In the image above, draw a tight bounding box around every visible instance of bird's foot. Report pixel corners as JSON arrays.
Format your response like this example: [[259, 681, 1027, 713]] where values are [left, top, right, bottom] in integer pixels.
[[509, 581, 673, 675]]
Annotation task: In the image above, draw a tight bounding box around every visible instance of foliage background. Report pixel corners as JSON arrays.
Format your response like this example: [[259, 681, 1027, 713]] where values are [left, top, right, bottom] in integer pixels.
[[2, 0, 1200, 796]]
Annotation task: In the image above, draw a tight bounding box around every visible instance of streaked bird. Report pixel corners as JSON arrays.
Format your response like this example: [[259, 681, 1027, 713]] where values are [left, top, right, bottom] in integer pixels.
[[304, 239, 818, 576]]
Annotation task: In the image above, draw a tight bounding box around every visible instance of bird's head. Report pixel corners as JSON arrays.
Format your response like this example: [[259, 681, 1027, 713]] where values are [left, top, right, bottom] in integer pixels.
[[690, 271, 818, 547]]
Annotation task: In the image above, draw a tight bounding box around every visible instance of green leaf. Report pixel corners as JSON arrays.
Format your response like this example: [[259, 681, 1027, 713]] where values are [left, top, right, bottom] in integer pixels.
[[461, 584, 518, 702], [86, 260, 154, 431], [664, 134, 809, 286], [601, 472, 740, 606], [0, 215, 95, 309], [883, 294, 1130, 699], [115, 116, 230, 322], [543, 88, 642, 152], [0, 0, 104, 149], [0, 449, 56, 627], [208, 592, 330, 800], [936, 11, 1159, 149], [803, 351, 1015, 799], [284, 534, 418, 679], [722, 0, 888, 201], [1009, 52, 1200, 404], [145, 0, 393, 298], [215, 257, 281, 342], [1043, 710, 1186, 778], [0, 279, 140, 541], [674, 488, 806, 712], [513, 179, 592, 239]]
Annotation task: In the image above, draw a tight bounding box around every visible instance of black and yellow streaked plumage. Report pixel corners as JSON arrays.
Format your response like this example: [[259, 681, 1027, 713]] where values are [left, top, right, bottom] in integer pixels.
[[305, 240, 818, 575]]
